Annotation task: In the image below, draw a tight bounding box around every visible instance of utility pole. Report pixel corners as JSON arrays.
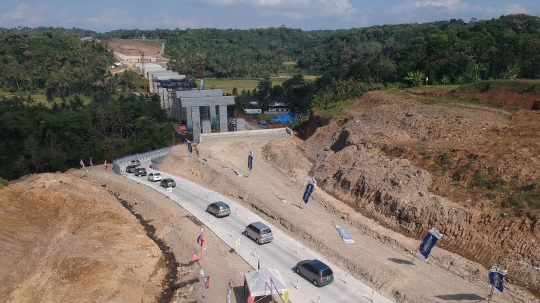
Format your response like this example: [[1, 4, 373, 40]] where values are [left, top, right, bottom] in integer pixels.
[[140, 49, 148, 96]]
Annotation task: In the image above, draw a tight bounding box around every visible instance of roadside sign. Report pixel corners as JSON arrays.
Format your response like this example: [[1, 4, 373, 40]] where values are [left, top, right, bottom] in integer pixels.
[[281, 289, 290, 302]]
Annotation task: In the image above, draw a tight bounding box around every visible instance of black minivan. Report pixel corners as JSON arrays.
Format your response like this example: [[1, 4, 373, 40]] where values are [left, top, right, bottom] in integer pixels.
[[295, 259, 334, 287]]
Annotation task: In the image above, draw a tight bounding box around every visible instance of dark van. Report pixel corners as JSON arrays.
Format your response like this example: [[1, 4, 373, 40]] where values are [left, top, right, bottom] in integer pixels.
[[295, 259, 334, 287]]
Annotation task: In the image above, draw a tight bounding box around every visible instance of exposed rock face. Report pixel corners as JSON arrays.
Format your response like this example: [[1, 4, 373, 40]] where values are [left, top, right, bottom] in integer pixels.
[[300, 90, 540, 290]]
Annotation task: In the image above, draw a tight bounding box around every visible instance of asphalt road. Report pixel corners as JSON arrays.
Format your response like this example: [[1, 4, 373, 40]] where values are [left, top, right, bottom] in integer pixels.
[[122, 163, 394, 303]]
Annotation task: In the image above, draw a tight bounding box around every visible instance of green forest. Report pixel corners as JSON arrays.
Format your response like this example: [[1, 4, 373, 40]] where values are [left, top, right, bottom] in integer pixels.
[[1, 14, 540, 181]]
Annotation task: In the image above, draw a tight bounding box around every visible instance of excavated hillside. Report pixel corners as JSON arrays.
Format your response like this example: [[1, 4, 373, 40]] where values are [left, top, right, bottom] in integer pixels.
[[297, 89, 540, 291]]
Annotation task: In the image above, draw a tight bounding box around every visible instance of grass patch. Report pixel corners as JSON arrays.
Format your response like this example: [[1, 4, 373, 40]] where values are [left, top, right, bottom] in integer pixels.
[[205, 75, 318, 95], [0, 92, 93, 108], [318, 98, 356, 119], [405, 85, 460, 95], [451, 79, 540, 95], [502, 193, 540, 213]]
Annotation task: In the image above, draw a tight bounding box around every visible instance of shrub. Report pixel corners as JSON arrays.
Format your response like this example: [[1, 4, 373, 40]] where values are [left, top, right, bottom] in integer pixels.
[[474, 172, 486, 186], [0, 176, 8, 188]]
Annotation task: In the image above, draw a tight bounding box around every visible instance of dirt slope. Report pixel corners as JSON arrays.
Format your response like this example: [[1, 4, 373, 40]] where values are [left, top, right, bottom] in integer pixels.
[[0, 173, 165, 303], [0, 168, 253, 303], [300, 90, 540, 291]]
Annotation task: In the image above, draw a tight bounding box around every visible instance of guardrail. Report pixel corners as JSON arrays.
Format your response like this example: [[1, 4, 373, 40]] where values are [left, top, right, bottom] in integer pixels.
[[199, 127, 292, 144], [112, 146, 174, 174]]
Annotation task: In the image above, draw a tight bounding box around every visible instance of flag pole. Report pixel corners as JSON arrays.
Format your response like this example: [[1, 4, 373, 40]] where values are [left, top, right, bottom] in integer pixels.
[[486, 286, 494, 303]]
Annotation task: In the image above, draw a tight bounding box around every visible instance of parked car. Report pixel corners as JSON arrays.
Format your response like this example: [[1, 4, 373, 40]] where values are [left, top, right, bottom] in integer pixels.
[[134, 167, 147, 176], [160, 178, 176, 188], [126, 165, 137, 173], [206, 201, 231, 218], [148, 173, 163, 182], [245, 222, 273, 244], [130, 159, 141, 166], [295, 259, 334, 287]]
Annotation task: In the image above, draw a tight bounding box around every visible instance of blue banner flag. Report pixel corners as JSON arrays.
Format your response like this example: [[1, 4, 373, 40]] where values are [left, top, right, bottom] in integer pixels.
[[415, 227, 444, 261], [302, 177, 316, 204], [489, 266, 507, 292], [248, 150, 253, 172], [187, 140, 192, 154]]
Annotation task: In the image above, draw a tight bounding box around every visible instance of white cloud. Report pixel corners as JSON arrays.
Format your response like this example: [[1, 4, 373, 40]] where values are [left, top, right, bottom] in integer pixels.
[[387, 0, 483, 15], [0, 3, 50, 26], [83, 8, 137, 26], [318, 0, 353, 13], [506, 4, 528, 15]]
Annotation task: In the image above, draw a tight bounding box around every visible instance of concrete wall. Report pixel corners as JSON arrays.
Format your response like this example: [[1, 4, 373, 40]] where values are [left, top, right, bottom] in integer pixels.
[[218, 105, 228, 132], [199, 128, 292, 144], [191, 107, 202, 141], [176, 89, 223, 98], [149, 71, 175, 93]]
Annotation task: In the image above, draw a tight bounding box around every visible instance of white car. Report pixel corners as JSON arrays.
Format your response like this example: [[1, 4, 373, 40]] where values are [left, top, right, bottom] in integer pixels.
[[147, 173, 163, 182]]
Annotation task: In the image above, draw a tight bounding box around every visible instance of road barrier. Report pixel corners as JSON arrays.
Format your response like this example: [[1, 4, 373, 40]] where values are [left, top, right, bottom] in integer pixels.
[[112, 146, 174, 175]]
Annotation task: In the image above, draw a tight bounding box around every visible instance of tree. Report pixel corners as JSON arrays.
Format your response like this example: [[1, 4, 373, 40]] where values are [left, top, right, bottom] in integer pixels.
[[404, 70, 426, 87]]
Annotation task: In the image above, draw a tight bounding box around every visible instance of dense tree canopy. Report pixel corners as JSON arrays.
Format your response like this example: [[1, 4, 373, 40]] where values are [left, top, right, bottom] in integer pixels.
[[2, 14, 540, 179], [0, 94, 171, 180], [0, 31, 114, 96]]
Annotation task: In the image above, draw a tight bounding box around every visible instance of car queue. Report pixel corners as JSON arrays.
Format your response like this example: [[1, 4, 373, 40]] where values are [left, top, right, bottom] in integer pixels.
[[123, 159, 334, 289]]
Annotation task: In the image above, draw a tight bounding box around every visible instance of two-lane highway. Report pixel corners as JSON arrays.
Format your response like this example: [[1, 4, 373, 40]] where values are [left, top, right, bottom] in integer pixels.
[[122, 163, 393, 303]]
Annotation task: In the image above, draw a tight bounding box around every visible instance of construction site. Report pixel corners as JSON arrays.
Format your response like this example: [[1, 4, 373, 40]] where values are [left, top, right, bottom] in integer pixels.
[[109, 39, 238, 142]]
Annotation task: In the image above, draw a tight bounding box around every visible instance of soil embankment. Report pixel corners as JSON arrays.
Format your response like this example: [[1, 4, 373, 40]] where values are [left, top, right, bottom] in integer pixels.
[[299, 90, 540, 291], [0, 173, 166, 303]]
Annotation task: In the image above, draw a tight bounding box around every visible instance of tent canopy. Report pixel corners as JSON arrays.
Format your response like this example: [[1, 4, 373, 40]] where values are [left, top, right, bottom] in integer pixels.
[[244, 267, 288, 297]]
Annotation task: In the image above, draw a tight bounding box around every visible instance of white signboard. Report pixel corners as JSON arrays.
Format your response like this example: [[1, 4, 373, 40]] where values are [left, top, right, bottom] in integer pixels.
[[244, 109, 262, 114]]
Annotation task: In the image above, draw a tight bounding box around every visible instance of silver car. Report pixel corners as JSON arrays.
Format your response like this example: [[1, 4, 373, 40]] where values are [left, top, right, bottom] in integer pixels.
[[245, 222, 273, 244], [206, 201, 231, 218], [147, 173, 162, 182]]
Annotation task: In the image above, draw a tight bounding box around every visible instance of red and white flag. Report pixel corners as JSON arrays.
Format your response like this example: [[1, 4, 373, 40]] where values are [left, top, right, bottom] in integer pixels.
[[197, 228, 206, 250], [89, 157, 93, 166], [104, 160, 108, 171], [191, 252, 201, 266], [79, 159, 88, 172], [202, 275, 210, 300]]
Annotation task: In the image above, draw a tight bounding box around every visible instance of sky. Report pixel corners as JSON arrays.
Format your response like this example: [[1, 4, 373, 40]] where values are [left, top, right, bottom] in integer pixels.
[[1, 1, 539, 33]]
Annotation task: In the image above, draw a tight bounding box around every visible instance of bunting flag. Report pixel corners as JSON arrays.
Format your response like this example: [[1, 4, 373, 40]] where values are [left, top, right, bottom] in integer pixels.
[[302, 177, 316, 204], [79, 159, 88, 172], [197, 228, 206, 250], [226, 280, 232, 303], [248, 150, 253, 172], [202, 275, 210, 300], [191, 252, 203, 274], [489, 266, 507, 292], [104, 160, 109, 178], [415, 227, 444, 262]]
